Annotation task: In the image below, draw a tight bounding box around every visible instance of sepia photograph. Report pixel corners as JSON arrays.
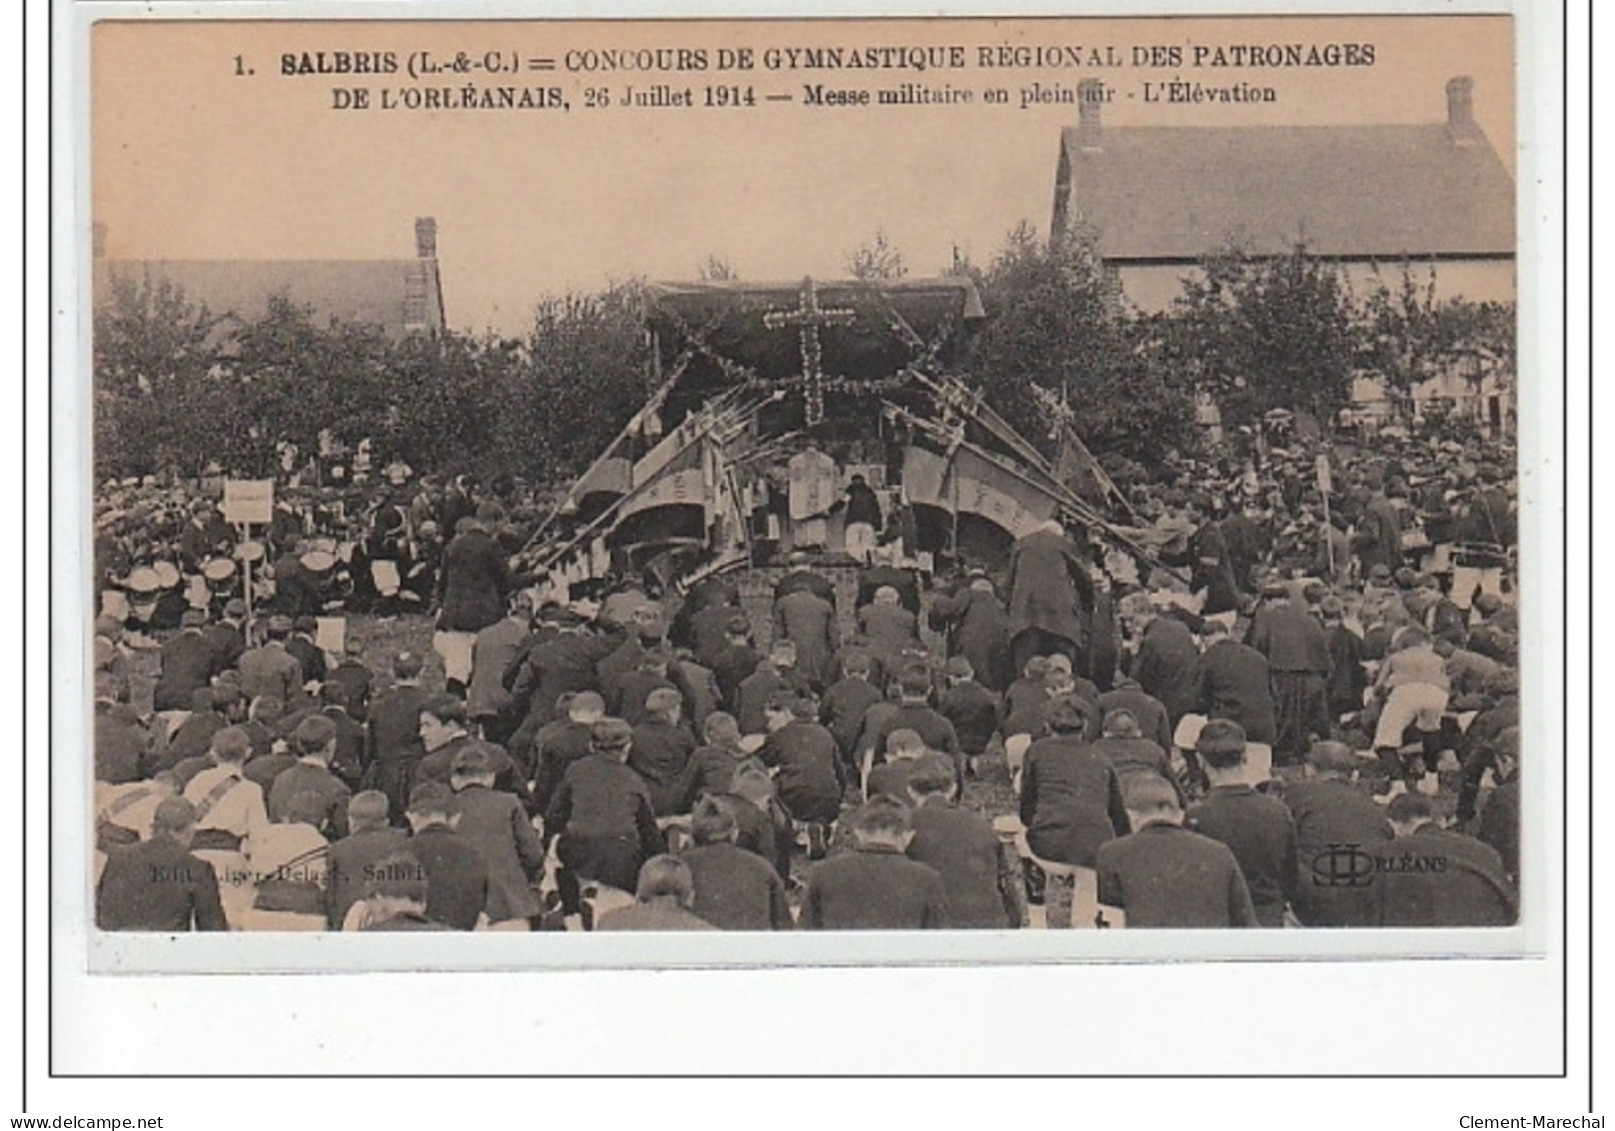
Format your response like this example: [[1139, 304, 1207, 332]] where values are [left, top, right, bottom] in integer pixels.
[[76, 12, 1537, 957]]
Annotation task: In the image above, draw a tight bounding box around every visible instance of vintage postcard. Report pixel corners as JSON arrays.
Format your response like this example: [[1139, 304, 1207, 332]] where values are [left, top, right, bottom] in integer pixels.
[[63, 7, 1558, 975]]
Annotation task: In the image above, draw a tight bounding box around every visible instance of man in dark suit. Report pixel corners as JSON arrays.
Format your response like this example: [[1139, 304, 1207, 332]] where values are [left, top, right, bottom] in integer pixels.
[[365, 651, 429, 824], [1371, 793, 1517, 927], [734, 643, 810, 737], [152, 608, 220, 712], [905, 754, 1019, 929], [1281, 740, 1392, 927], [858, 586, 921, 675], [1247, 586, 1332, 764], [675, 712, 756, 812], [773, 583, 838, 691], [324, 638, 376, 718], [1184, 720, 1299, 927], [1088, 708, 1175, 795], [402, 782, 491, 930], [467, 592, 534, 747], [1353, 487, 1404, 577], [413, 693, 481, 786], [526, 691, 600, 809], [358, 851, 454, 932], [1191, 621, 1278, 746], [239, 616, 308, 713], [506, 612, 614, 749], [201, 599, 249, 675], [818, 651, 884, 766], [936, 656, 1000, 777], [545, 719, 666, 909], [855, 555, 920, 616], [435, 508, 515, 695], [683, 583, 746, 668], [449, 745, 545, 925], [156, 686, 235, 773], [1096, 776, 1260, 928], [267, 714, 352, 840], [859, 665, 962, 777], [96, 797, 228, 931], [1130, 612, 1201, 727], [1019, 697, 1130, 872], [771, 554, 833, 606], [1477, 729, 1520, 882], [679, 798, 793, 930], [595, 856, 717, 932], [707, 616, 762, 716], [286, 617, 329, 688], [1005, 521, 1092, 675], [325, 790, 408, 928], [928, 574, 1013, 691], [94, 688, 152, 785], [268, 538, 322, 619], [759, 695, 844, 843], [612, 649, 678, 726], [629, 687, 697, 817], [800, 798, 949, 930]]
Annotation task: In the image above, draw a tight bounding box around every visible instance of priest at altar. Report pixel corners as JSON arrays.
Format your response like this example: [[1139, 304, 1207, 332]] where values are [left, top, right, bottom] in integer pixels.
[[786, 446, 839, 550]]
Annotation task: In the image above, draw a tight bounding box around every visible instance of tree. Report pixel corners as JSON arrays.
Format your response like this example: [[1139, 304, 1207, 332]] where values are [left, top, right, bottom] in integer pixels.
[[845, 230, 908, 281], [1358, 261, 1516, 400], [698, 255, 738, 282], [1167, 242, 1360, 427], [491, 282, 652, 482], [960, 223, 1199, 472], [92, 277, 220, 479]]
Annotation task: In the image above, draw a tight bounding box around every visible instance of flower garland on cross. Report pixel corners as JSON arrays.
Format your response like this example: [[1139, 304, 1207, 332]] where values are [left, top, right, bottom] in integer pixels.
[[762, 277, 858, 427]]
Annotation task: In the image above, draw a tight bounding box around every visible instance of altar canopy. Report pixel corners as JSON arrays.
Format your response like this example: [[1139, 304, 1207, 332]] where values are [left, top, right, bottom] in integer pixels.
[[522, 276, 1154, 590]]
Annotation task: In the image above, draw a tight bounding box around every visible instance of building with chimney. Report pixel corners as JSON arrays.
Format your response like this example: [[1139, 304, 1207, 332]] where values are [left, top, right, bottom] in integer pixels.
[[93, 217, 446, 337], [1050, 76, 1516, 430], [1051, 76, 1515, 312]]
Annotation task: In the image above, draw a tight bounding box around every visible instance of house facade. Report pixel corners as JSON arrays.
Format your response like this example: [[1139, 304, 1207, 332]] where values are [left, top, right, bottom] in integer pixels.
[[1050, 76, 1516, 433]]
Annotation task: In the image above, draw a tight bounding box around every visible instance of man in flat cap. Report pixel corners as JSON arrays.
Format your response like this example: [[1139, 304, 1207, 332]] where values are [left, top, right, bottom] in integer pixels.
[[1185, 720, 1299, 928]]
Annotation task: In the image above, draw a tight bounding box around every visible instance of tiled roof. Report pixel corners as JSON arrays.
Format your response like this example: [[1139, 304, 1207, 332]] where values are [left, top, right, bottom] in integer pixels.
[[93, 257, 444, 336], [1055, 122, 1515, 262]]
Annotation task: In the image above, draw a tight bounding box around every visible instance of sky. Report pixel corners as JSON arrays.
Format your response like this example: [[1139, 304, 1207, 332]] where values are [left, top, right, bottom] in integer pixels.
[[92, 15, 1514, 336]]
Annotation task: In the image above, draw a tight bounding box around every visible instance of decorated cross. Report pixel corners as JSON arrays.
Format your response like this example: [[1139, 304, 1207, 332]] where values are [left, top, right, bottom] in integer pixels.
[[762, 277, 857, 427]]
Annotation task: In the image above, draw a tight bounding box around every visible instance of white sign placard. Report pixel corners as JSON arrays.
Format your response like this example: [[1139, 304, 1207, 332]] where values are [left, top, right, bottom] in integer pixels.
[[222, 479, 274, 525]]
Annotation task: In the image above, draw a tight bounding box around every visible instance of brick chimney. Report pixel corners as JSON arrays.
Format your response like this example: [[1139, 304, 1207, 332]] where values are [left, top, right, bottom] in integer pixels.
[[1446, 75, 1478, 143], [1077, 79, 1104, 151], [415, 216, 438, 259]]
